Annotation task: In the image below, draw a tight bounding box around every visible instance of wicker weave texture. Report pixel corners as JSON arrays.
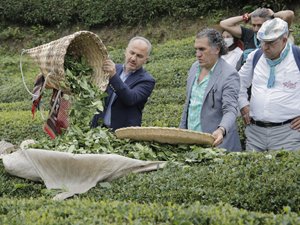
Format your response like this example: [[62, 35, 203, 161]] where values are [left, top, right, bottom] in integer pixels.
[[115, 127, 215, 145], [24, 31, 109, 92]]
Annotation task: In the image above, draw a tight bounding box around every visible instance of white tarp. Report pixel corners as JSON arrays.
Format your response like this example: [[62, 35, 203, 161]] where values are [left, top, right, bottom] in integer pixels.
[[0, 140, 16, 158], [1, 140, 166, 200]]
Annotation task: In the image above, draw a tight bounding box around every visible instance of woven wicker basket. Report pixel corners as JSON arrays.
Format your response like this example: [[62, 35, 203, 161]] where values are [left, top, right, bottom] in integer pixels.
[[115, 127, 215, 145], [23, 31, 109, 93]]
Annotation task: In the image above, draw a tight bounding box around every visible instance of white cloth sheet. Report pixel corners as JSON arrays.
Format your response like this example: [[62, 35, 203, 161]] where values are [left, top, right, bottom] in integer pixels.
[[2, 140, 166, 200]]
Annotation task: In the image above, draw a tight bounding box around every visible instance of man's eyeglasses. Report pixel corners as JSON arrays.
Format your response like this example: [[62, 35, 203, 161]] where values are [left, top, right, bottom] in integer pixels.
[[260, 38, 282, 47]]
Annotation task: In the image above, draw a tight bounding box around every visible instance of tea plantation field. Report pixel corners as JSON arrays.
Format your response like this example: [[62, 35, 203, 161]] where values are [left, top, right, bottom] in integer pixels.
[[0, 37, 299, 224]]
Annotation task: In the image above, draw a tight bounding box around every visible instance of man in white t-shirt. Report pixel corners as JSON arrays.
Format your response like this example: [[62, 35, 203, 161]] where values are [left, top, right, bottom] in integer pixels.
[[238, 18, 300, 151]]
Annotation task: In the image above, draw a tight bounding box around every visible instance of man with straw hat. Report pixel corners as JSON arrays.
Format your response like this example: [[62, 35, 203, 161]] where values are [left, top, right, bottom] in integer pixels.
[[239, 18, 300, 151], [180, 28, 242, 151], [91, 36, 155, 131]]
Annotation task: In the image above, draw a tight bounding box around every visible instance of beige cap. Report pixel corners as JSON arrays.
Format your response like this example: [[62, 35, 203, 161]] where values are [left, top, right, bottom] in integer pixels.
[[257, 18, 288, 42]]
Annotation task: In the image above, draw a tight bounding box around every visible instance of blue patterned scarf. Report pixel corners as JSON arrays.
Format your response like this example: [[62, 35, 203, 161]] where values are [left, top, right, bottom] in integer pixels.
[[253, 33, 260, 48], [242, 33, 261, 63], [266, 43, 290, 88]]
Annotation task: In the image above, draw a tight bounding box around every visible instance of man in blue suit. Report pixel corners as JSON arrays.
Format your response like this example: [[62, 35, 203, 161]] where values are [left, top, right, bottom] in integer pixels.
[[180, 29, 242, 151], [91, 36, 155, 131]]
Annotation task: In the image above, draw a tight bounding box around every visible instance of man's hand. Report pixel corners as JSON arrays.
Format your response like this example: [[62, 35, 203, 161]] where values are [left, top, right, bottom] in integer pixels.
[[102, 59, 116, 78], [240, 105, 251, 125], [212, 127, 224, 147], [291, 116, 300, 131], [267, 8, 275, 16]]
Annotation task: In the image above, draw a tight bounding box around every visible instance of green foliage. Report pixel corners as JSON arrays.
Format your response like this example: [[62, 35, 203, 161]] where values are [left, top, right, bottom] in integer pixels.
[[0, 111, 45, 144], [0, 161, 45, 198], [143, 103, 182, 127], [107, 47, 125, 63], [1, 151, 299, 214], [0, 101, 30, 112], [0, 27, 24, 41], [151, 37, 195, 61], [80, 151, 300, 214], [63, 55, 106, 131], [150, 87, 186, 105], [237, 116, 246, 149], [1, 19, 300, 221], [26, 25, 57, 48], [292, 23, 300, 45], [0, 54, 39, 103], [147, 58, 193, 89], [0, 198, 299, 225], [255, 0, 294, 11], [2, 0, 294, 28], [31, 124, 223, 161], [2, 0, 75, 26]]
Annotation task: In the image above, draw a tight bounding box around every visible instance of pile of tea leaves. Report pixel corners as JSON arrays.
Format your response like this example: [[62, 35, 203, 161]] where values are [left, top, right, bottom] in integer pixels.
[[61, 54, 106, 131]]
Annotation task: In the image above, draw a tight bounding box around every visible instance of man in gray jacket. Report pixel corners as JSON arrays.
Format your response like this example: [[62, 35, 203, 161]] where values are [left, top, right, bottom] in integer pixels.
[[180, 28, 242, 151]]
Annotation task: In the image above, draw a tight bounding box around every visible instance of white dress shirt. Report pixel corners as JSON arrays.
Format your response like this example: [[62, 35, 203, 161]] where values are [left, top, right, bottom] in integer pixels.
[[103, 68, 130, 126], [239, 43, 300, 122]]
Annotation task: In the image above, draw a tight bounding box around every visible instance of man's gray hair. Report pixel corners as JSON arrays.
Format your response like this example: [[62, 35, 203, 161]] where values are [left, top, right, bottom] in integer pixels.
[[196, 28, 228, 56], [129, 36, 152, 56], [251, 8, 273, 19]]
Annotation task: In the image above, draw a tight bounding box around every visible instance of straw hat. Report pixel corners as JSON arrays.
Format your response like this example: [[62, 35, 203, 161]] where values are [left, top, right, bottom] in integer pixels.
[[24, 31, 109, 93], [115, 127, 215, 145]]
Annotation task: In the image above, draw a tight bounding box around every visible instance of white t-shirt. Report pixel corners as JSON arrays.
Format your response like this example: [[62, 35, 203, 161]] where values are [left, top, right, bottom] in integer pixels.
[[222, 47, 243, 69]]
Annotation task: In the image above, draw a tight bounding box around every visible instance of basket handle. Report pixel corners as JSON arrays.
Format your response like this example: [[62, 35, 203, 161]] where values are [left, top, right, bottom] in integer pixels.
[[20, 49, 40, 97]]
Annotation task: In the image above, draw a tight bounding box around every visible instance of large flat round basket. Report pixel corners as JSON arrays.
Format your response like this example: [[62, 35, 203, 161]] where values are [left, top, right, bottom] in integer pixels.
[[115, 127, 215, 145]]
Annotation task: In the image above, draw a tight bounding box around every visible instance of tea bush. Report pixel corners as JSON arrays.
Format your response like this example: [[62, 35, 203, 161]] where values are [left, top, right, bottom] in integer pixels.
[[0, 101, 31, 112], [2, 0, 295, 27], [1, 150, 299, 214], [81, 151, 300, 214], [143, 103, 182, 127], [0, 54, 38, 103], [0, 111, 45, 144], [0, 23, 299, 223], [149, 87, 186, 105], [0, 198, 299, 224], [146, 58, 194, 89]]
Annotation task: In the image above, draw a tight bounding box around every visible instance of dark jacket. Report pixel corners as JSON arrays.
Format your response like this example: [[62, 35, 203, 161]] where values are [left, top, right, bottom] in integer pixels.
[[91, 64, 155, 131]]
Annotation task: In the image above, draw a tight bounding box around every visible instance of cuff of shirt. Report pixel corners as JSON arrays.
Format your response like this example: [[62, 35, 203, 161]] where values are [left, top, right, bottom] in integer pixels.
[[238, 98, 249, 111], [218, 126, 226, 136]]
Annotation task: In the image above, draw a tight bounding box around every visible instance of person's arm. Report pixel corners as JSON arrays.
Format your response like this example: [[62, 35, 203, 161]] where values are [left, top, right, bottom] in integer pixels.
[[109, 74, 155, 106], [103, 59, 117, 78], [291, 116, 300, 131], [238, 50, 257, 125], [212, 127, 225, 147], [220, 16, 244, 39], [273, 10, 294, 28], [240, 105, 250, 125], [212, 67, 240, 147], [219, 69, 240, 132], [102, 59, 155, 106]]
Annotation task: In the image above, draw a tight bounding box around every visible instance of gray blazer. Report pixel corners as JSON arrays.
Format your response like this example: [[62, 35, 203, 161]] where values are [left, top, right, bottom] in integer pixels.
[[179, 58, 242, 151]]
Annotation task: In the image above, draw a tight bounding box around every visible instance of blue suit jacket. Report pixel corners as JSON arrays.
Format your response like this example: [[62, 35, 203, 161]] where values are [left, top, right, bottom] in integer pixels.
[[179, 58, 242, 151], [91, 64, 155, 131]]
